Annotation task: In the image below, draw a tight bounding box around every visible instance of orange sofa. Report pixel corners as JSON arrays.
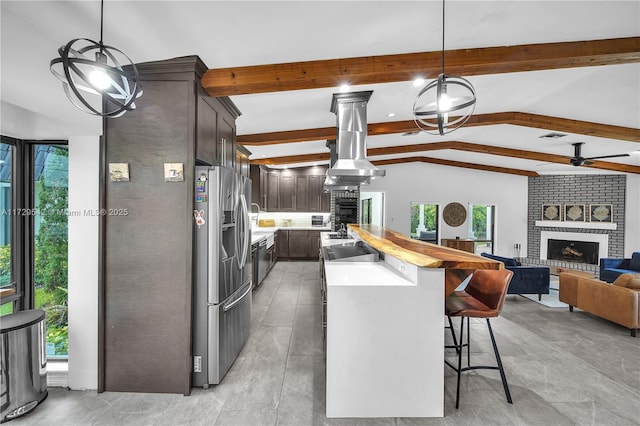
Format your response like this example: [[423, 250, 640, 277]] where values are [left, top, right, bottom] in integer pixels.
[[559, 272, 640, 337]]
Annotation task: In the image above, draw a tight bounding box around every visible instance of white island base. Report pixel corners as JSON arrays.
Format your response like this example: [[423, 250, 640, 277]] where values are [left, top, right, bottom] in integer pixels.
[[325, 259, 444, 418]]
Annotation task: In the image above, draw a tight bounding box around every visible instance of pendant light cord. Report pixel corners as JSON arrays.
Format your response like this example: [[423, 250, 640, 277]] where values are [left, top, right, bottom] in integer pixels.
[[441, 0, 445, 75], [99, 0, 104, 49]]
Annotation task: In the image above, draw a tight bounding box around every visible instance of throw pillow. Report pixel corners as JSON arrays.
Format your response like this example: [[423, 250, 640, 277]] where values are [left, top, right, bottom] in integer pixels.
[[630, 252, 640, 271], [612, 273, 640, 290]]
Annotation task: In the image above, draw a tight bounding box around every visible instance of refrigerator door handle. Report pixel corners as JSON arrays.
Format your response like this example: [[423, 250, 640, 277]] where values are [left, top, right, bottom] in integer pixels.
[[239, 193, 250, 268], [223, 284, 252, 312]]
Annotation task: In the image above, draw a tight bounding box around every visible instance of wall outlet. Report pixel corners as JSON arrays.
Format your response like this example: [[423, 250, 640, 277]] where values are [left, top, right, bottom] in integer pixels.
[[193, 356, 202, 373]]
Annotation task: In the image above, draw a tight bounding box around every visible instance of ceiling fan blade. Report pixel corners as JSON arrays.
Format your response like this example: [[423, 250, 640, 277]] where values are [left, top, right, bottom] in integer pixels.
[[584, 153, 630, 160]]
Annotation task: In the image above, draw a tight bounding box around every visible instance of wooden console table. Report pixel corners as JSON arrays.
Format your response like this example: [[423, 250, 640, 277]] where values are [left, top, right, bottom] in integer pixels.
[[441, 238, 475, 254]]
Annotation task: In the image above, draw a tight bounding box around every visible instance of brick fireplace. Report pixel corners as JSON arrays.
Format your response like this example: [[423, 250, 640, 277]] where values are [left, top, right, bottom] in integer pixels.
[[526, 175, 626, 274]]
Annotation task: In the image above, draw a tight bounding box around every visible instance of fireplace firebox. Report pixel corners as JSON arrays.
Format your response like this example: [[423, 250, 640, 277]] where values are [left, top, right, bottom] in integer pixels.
[[547, 239, 599, 265]]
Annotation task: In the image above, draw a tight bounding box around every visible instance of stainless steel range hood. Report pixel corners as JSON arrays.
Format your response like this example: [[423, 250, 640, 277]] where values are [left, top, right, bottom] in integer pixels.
[[324, 91, 385, 190]]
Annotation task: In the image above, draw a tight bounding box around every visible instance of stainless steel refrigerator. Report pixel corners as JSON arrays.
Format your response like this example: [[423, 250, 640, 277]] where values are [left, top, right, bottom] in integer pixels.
[[192, 166, 252, 387]]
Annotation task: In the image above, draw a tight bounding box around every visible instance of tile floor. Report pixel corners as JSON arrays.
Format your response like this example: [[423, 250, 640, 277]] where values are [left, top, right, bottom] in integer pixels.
[[10, 261, 640, 426]]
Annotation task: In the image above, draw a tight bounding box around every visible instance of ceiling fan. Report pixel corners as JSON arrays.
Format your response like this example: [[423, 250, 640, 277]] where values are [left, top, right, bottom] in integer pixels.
[[568, 142, 629, 166]]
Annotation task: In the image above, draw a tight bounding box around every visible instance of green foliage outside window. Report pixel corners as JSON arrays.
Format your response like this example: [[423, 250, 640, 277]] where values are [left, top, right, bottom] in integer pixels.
[[410, 204, 437, 236], [472, 205, 488, 240], [34, 147, 69, 356]]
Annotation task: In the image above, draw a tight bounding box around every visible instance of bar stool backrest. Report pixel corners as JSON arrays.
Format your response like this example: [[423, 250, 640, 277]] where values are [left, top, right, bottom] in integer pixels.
[[465, 269, 514, 316]]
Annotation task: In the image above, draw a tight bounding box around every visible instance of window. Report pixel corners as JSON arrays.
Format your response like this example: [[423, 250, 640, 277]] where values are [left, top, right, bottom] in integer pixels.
[[410, 203, 439, 243], [33, 145, 69, 357], [0, 142, 14, 314], [469, 204, 495, 254], [0, 137, 68, 358]]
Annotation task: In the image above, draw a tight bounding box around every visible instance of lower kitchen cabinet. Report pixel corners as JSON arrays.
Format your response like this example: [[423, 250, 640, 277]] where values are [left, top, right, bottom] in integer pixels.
[[276, 230, 289, 259], [288, 230, 321, 260], [289, 230, 308, 259]]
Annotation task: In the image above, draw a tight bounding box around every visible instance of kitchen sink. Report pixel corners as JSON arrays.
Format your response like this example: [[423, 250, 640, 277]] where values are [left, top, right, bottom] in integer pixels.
[[326, 234, 353, 240], [322, 241, 379, 262]]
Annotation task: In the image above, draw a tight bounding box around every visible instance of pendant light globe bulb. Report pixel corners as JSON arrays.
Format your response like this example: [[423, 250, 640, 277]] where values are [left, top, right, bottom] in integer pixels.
[[438, 93, 452, 112], [89, 69, 112, 90]]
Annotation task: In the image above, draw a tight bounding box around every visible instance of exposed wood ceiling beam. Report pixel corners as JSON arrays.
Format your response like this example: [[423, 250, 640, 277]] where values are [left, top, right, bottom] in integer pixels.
[[371, 157, 539, 177], [203, 37, 640, 96], [249, 141, 640, 174], [237, 112, 640, 145]]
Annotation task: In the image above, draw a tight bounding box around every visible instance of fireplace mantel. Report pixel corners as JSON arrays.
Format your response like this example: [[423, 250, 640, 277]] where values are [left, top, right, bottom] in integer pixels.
[[535, 220, 617, 230]]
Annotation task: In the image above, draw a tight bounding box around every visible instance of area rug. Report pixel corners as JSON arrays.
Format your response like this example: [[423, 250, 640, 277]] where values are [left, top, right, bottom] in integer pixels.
[[520, 288, 569, 308]]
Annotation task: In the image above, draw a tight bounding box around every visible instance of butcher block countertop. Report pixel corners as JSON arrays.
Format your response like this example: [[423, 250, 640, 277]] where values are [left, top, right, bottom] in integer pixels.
[[349, 225, 502, 295]]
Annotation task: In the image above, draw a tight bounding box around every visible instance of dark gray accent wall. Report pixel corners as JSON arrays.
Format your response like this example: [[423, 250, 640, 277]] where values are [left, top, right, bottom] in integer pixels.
[[527, 174, 626, 272], [100, 56, 240, 395]]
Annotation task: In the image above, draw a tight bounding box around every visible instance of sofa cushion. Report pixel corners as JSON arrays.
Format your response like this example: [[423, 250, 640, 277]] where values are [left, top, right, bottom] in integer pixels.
[[480, 252, 518, 267], [630, 252, 640, 271], [612, 273, 640, 290]]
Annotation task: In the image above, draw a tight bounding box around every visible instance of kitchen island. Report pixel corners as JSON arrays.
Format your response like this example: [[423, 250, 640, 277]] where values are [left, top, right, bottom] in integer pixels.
[[322, 225, 502, 418]]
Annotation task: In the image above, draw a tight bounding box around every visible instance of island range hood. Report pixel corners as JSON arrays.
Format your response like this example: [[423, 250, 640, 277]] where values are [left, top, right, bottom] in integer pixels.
[[324, 91, 385, 190]]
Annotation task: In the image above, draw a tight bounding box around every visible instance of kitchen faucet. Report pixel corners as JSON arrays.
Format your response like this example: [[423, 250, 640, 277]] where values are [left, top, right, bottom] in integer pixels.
[[250, 203, 261, 225], [339, 223, 347, 238]]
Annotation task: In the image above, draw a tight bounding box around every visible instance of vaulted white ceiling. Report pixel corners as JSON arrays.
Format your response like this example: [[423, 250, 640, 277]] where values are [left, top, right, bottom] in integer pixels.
[[2, 1, 639, 175]]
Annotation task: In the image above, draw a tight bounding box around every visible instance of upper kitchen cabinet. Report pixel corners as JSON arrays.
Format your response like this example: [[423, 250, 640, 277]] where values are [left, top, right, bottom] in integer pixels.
[[308, 175, 330, 212], [266, 170, 280, 211], [218, 110, 236, 169], [236, 145, 251, 178], [250, 165, 268, 210], [195, 89, 241, 168], [255, 166, 329, 212], [196, 96, 218, 165], [279, 174, 295, 211]]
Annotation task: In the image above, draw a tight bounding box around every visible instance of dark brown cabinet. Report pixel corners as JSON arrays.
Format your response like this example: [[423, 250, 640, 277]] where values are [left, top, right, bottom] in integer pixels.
[[218, 114, 235, 169], [266, 171, 280, 211], [250, 165, 268, 210], [288, 230, 309, 259], [276, 230, 289, 259], [196, 96, 218, 165], [279, 174, 295, 211], [307, 231, 321, 258], [295, 175, 309, 212], [286, 230, 321, 260], [236, 145, 250, 178], [308, 175, 330, 212], [253, 166, 329, 212]]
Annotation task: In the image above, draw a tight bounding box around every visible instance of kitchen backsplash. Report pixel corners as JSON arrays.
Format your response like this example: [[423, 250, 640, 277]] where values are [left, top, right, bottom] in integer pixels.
[[250, 212, 330, 228]]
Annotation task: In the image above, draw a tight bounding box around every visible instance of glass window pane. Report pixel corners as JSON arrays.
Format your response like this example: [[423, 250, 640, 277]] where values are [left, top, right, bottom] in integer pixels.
[[33, 145, 69, 358], [410, 202, 438, 242], [0, 142, 13, 313]]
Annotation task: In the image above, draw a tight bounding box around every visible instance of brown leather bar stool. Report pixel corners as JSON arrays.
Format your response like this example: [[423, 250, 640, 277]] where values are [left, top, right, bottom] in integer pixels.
[[445, 269, 514, 409]]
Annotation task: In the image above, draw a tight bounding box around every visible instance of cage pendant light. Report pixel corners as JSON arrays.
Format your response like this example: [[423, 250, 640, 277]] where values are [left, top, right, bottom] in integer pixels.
[[50, 0, 142, 118], [413, 0, 476, 135]]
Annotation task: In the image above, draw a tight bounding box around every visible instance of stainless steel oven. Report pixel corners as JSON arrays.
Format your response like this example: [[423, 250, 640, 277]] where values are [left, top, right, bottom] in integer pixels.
[[334, 197, 358, 229]]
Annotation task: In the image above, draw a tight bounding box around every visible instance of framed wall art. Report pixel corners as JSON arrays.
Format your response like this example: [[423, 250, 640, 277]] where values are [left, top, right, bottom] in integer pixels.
[[589, 204, 613, 223], [541, 204, 562, 221], [564, 204, 586, 222]]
